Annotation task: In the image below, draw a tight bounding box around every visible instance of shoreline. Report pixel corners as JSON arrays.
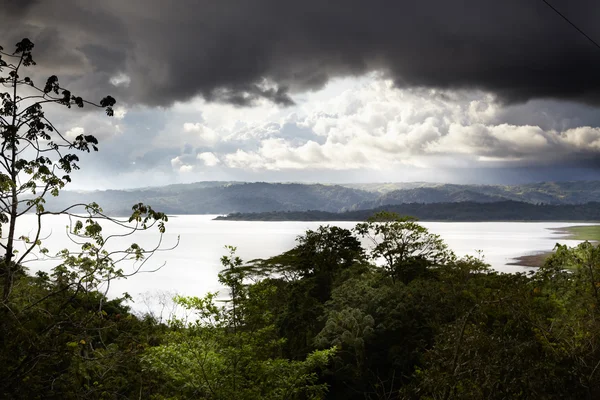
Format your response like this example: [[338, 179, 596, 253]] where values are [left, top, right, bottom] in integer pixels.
[[509, 225, 600, 268], [508, 251, 553, 268]]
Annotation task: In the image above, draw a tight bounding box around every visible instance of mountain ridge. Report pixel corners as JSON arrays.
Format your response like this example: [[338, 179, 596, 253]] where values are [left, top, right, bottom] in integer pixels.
[[43, 180, 600, 215], [215, 201, 600, 222]]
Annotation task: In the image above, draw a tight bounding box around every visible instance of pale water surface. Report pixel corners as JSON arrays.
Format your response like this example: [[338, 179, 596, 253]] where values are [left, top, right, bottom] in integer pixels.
[[7, 215, 590, 312]]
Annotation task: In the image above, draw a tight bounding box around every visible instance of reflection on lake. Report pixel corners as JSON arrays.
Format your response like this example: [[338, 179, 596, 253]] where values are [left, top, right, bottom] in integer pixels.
[[10, 215, 589, 311]]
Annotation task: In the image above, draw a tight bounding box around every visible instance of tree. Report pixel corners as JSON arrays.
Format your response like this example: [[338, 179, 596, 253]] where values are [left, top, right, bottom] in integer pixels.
[[252, 226, 365, 283], [0, 38, 171, 397], [144, 247, 336, 399], [0, 38, 170, 298], [248, 226, 366, 359], [355, 211, 452, 284], [534, 242, 600, 398]]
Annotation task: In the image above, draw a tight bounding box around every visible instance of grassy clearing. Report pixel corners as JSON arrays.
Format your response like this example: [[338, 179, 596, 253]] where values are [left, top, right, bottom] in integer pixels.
[[561, 225, 600, 241], [510, 225, 600, 268]]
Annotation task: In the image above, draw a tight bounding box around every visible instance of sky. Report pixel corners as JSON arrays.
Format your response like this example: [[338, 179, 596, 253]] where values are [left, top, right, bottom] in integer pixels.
[[2, 0, 600, 190]]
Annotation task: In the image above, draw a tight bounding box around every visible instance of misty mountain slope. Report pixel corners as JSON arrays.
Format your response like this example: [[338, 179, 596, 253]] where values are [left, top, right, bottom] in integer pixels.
[[41, 180, 600, 215], [43, 182, 376, 215], [135, 181, 242, 193], [347, 188, 506, 210], [217, 201, 600, 222], [340, 182, 442, 193], [143, 183, 375, 214], [345, 181, 600, 205]]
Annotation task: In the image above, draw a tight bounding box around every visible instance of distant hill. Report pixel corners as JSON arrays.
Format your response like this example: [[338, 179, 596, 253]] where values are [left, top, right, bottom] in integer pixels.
[[215, 201, 600, 222], [342, 181, 600, 206], [43, 182, 374, 215], [42, 180, 600, 215], [345, 188, 503, 210]]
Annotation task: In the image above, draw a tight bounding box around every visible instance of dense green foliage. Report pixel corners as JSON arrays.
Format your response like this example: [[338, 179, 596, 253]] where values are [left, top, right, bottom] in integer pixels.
[[0, 38, 170, 399], [217, 200, 600, 221], [42, 180, 600, 215], [5, 212, 600, 398]]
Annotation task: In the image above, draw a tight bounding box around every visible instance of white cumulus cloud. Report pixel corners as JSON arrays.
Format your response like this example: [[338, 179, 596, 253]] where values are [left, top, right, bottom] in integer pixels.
[[197, 152, 221, 166]]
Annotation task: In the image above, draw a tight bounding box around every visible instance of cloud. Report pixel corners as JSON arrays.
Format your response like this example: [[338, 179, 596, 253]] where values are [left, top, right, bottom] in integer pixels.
[[60, 110, 123, 142], [149, 120, 219, 152], [113, 107, 127, 120], [3, 0, 600, 107], [224, 150, 265, 170], [214, 79, 600, 171], [562, 127, 600, 153], [65, 126, 85, 140], [90, 76, 600, 185], [197, 152, 220, 167], [2, 0, 38, 16], [110, 73, 131, 88], [170, 156, 183, 169], [182, 123, 203, 133], [181, 122, 218, 143], [7, 70, 600, 189], [170, 156, 194, 173]]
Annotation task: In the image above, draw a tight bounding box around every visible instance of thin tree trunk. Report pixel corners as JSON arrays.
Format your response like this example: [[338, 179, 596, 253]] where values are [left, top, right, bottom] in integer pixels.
[[2, 67, 19, 303]]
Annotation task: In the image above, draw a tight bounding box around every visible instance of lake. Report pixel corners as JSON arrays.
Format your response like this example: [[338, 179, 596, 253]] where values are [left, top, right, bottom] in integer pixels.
[[7, 215, 589, 313]]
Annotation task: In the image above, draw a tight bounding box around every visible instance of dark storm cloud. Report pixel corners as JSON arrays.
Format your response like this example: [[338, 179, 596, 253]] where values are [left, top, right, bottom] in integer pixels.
[[2, 0, 600, 107], [1, 0, 37, 15]]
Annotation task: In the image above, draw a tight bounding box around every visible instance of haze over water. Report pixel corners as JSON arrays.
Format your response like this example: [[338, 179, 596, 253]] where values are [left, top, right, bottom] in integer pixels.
[[10, 214, 588, 312]]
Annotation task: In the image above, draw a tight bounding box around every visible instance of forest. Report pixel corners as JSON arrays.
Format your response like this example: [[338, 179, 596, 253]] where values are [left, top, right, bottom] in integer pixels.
[[216, 201, 600, 222], [3, 38, 600, 399], [3, 212, 600, 399]]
